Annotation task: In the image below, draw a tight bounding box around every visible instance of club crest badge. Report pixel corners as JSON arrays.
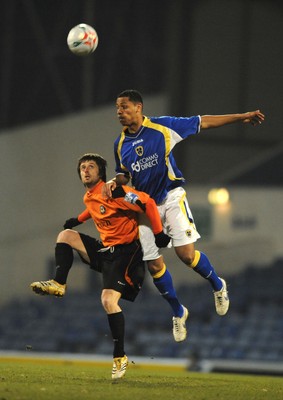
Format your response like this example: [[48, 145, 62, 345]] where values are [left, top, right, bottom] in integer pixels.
[[100, 205, 106, 214], [135, 146, 143, 156], [185, 229, 192, 237]]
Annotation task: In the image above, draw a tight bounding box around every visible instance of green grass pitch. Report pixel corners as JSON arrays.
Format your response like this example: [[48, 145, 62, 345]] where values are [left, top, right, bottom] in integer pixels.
[[0, 357, 282, 400]]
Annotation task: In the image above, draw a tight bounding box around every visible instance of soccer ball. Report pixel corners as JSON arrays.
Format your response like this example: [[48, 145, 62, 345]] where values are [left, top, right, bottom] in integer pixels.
[[67, 23, 98, 56]]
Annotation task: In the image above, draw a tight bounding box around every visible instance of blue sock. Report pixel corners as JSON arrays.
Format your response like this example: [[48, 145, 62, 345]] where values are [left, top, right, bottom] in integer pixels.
[[153, 266, 184, 317], [192, 251, 222, 291]]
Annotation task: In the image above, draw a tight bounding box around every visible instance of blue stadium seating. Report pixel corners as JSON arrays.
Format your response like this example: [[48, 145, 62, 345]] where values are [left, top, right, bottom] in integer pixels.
[[0, 259, 282, 363]]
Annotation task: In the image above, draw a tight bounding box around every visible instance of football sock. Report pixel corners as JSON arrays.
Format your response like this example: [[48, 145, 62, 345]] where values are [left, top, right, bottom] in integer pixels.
[[152, 264, 184, 317], [191, 250, 222, 291], [107, 312, 125, 358], [54, 242, 74, 284]]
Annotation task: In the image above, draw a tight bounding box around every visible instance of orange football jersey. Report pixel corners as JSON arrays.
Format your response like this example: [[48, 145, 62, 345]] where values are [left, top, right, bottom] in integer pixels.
[[78, 181, 162, 246]]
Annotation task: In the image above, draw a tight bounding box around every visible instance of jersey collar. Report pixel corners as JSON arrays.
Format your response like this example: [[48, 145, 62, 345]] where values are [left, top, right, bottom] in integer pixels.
[[123, 116, 149, 137], [86, 180, 104, 196]]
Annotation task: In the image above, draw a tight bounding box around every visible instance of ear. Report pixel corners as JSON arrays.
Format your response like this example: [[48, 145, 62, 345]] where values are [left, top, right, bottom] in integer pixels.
[[136, 103, 143, 113]]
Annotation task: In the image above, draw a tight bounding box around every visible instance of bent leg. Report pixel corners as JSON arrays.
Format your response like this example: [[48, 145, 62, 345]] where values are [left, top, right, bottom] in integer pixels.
[[54, 229, 89, 284], [30, 229, 87, 296], [57, 229, 90, 261]]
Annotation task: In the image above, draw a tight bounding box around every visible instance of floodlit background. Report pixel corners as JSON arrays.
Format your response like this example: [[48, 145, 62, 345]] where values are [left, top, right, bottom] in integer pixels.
[[0, 0, 282, 374]]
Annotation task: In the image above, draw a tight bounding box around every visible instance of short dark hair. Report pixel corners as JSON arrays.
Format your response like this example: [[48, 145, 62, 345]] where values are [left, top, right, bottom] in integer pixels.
[[117, 89, 143, 105], [77, 153, 107, 182]]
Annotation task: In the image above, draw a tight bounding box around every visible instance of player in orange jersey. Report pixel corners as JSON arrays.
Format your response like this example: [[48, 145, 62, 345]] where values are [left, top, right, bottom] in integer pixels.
[[30, 153, 182, 380]]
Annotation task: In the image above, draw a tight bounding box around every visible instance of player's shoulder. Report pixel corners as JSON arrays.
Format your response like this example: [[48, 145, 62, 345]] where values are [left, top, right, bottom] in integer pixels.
[[114, 134, 122, 146], [144, 116, 177, 133], [149, 115, 200, 133], [148, 116, 173, 125]]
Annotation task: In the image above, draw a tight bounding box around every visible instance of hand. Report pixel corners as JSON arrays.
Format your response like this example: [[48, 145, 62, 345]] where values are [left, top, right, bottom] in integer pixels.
[[242, 110, 265, 126], [102, 180, 117, 198], [63, 217, 82, 229], [154, 231, 171, 248]]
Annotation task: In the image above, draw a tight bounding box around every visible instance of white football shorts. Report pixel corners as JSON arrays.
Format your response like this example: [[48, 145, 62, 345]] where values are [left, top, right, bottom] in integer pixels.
[[138, 187, 201, 261]]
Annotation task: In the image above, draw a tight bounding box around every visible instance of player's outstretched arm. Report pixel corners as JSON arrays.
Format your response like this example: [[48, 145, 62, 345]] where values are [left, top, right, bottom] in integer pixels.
[[200, 110, 265, 129]]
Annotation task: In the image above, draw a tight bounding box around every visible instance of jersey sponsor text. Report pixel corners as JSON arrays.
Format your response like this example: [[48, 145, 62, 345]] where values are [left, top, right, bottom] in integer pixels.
[[131, 153, 158, 172]]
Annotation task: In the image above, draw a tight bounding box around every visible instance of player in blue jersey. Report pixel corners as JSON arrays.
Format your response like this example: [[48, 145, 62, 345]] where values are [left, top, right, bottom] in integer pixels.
[[105, 89, 265, 328]]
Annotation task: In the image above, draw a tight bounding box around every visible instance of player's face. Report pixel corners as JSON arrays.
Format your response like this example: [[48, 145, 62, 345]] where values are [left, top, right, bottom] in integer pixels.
[[79, 160, 101, 188], [116, 97, 142, 129]]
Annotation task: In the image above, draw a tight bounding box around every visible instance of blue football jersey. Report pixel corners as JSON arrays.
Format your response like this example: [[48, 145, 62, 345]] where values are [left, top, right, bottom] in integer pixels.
[[114, 115, 200, 204]]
